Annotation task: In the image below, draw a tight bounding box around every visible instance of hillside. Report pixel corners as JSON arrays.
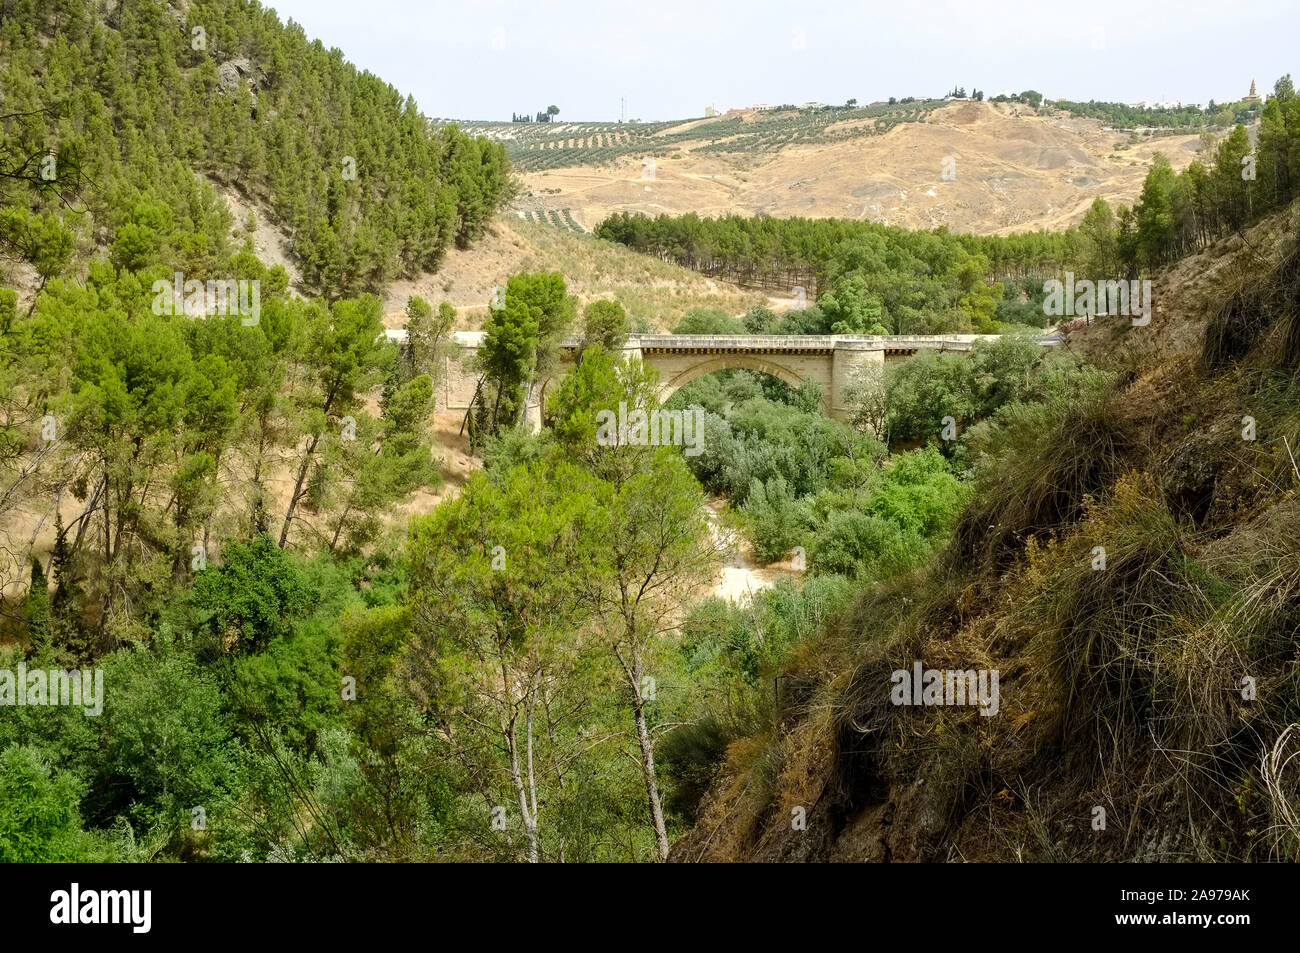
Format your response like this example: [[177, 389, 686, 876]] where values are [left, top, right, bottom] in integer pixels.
[[205, 179, 767, 331], [670, 201, 1300, 862], [506, 100, 1210, 235], [377, 216, 766, 330]]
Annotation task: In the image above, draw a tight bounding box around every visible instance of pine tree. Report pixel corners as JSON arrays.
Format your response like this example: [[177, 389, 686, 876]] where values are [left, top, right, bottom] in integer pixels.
[[25, 557, 52, 652]]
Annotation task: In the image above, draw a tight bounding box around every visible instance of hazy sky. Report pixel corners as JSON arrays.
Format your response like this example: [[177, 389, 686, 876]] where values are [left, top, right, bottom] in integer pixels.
[[264, 0, 1299, 121]]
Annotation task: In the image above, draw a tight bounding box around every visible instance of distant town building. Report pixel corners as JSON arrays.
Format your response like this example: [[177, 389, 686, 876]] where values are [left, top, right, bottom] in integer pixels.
[[801, 101, 826, 109], [705, 105, 720, 117], [1242, 79, 1261, 104]]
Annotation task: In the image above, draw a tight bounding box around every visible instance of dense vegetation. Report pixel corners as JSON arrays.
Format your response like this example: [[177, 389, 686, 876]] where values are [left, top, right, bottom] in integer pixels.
[[667, 333, 1044, 573], [0, 0, 512, 298], [597, 212, 1079, 333], [0, 193, 1070, 862]]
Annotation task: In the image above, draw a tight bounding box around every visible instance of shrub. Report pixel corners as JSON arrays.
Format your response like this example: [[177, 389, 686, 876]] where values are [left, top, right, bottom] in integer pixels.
[[882, 335, 1043, 450], [812, 510, 926, 579], [190, 534, 310, 652], [867, 447, 968, 538], [90, 641, 239, 830], [743, 476, 810, 562], [0, 745, 89, 862], [673, 308, 746, 334]]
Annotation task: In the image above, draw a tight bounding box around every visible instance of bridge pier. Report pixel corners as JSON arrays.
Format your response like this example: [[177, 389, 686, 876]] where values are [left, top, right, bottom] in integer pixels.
[[830, 340, 884, 422]]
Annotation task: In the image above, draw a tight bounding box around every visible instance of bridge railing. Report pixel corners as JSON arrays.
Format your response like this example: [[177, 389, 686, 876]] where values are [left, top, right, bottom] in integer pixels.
[[447, 331, 1053, 352], [621, 333, 1002, 351]]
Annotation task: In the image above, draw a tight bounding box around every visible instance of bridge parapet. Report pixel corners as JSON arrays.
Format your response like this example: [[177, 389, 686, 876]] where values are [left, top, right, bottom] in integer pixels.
[[620, 333, 995, 353]]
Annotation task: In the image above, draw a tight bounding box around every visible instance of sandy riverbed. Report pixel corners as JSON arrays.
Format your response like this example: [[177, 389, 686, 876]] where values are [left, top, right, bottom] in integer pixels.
[[704, 499, 800, 603]]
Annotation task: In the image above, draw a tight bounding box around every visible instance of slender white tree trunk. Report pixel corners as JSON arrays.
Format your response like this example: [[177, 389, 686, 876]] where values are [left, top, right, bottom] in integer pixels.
[[624, 651, 669, 860]]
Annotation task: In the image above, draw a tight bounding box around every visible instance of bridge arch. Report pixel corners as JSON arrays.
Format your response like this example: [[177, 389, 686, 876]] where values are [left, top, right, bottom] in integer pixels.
[[656, 354, 810, 403]]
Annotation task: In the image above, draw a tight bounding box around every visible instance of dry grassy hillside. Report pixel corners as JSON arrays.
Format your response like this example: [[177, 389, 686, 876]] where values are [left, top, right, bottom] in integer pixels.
[[519, 101, 1207, 235], [380, 217, 765, 330]]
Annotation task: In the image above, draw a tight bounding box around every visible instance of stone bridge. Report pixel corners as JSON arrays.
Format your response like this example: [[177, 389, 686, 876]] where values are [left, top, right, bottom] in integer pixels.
[[436, 332, 1014, 428]]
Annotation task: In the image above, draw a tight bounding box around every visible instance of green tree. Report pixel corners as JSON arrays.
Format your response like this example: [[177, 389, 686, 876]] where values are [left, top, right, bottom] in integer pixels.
[[190, 534, 310, 653], [403, 296, 455, 382], [673, 308, 745, 334], [279, 296, 387, 547], [1079, 197, 1118, 277], [478, 287, 539, 438], [1135, 154, 1177, 268], [66, 307, 192, 639], [1210, 125, 1254, 230], [405, 462, 604, 862], [546, 345, 660, 481], [580, 451, 717, 860], [25, 557, 51, 650], [322, 373, 438, 553], [95, 641, 239, 830], [581, 299, 628, 354]]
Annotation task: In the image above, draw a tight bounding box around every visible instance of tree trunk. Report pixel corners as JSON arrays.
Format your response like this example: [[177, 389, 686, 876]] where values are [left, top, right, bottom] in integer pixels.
[[279, 431, 321, 547], [506, 719, 539, 863], [624, 654, 669, 861], [490, 381, 504, 436], [519, 379, 534, 428]]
